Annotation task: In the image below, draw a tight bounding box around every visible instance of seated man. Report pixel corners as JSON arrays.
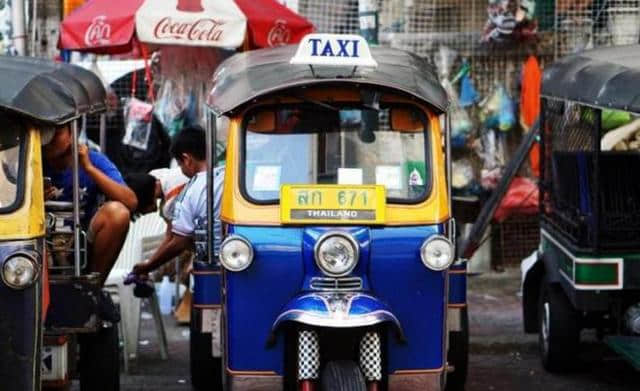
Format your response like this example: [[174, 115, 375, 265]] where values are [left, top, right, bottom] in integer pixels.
[[125, 167, 190, 282], [131, 125, 224, 278], [126, 167, 189, 223], [43, 125, 137, 285]]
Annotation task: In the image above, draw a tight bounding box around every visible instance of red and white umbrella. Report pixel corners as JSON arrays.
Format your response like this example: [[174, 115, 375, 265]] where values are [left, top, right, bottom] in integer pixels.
[[59, 0, 314, 53]]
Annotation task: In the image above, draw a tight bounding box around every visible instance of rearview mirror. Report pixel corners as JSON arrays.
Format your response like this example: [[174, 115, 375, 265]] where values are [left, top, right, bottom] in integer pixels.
[[359, 110, 378, 143]]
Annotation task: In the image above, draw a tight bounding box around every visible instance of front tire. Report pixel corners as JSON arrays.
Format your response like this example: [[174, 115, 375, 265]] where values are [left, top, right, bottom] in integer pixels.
[[79, 323, 120, 391], [190, 306, 222, 390], [446, 307, 469, 391], [321, 360, 366, 391], [538, 276, 580, 372]]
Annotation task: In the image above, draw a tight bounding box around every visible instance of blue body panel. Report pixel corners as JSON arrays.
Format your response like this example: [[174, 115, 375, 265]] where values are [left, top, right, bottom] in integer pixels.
[[225, 226, 305, 373], [192, 261, 221, 306], [368, 225, 446, 371], [223, 224, 447, 374], [448, 263, 467, 305]]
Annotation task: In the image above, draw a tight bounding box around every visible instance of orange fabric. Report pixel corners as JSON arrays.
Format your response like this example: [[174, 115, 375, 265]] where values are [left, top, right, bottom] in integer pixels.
[[63, 0, 86, 17], [521, 56, 541, 177], [529, 141, 540, 177], [520, 56, 541, 128]]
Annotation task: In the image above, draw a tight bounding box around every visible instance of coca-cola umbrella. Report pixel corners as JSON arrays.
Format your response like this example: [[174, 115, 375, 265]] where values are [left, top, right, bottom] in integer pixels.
[[59, 0, 314, 54]]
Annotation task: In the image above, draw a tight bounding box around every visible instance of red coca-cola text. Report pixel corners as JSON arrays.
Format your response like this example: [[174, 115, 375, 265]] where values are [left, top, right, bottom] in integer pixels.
[[153, 17, 224, 42]]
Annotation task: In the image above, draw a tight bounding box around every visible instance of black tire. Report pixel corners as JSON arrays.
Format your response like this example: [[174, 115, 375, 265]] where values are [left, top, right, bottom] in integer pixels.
[[446, 308, 469, 391], [538, 276, 580, 372], [190, 306, 222, 391], [79, 324, 120, 391], [321, 360, 367, 391]]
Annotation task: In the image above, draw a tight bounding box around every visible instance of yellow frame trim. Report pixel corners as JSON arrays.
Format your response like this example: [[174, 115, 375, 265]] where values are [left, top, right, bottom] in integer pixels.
[[280, 184, 386, 225], [0, 128, 45, 240]]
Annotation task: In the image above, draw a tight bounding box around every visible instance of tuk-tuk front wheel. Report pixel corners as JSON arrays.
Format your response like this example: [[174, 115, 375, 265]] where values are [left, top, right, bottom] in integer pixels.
[[78, 323, 120, 391], [538, 277, 580, 372], [321, 360, 366, 391]]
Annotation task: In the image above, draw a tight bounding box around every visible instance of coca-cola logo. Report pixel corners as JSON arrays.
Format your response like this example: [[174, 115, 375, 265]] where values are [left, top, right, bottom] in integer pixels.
[[85, 15, 111, 47], [153, 17, 224, 42], [267, 19, 291, 47]]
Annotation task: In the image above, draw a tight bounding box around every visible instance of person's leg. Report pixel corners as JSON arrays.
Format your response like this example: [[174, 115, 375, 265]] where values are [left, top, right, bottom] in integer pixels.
[[88, 201, 131, 285]]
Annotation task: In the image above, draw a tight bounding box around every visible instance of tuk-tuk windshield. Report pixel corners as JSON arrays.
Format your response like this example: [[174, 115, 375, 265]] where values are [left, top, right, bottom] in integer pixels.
[[0, 115, 25, 213], [243, 104, 430, 203]]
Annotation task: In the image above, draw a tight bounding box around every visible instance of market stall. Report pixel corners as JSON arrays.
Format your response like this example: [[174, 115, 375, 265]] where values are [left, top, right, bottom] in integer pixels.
[[58, 0, 314, 173]]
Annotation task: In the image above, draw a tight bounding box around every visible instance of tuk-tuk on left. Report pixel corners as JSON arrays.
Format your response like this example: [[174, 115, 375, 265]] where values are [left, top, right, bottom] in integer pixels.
[[0, 55, 120, 390]]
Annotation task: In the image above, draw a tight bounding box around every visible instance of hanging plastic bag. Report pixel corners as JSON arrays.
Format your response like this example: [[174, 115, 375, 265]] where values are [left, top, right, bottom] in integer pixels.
[[452, 159, 474, 190], [122, 98, 154, 151], [475, 128, 506, 190], [459, 73, 480, 108], [498, 86, 516, 131], [433, 46, 458, 80], [480, 84, 515, 132], [442, 79, 473, 148]]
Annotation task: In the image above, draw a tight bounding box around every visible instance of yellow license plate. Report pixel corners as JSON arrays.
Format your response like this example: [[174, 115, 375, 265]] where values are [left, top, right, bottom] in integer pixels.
[[280, 185, 386, 225]]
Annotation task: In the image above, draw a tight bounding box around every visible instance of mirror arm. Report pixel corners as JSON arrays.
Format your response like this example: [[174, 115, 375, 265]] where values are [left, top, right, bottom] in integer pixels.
[[206, 111, 215, 265], [71, 120, 81, 277]]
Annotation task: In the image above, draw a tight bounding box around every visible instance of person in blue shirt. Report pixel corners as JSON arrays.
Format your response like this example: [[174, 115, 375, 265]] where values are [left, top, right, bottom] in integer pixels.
[[43, 125, 137, 285]]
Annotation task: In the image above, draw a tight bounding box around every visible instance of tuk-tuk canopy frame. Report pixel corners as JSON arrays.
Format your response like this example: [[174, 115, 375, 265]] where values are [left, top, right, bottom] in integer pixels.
[[0, 55, 107, 125], [542, 44, 640, 115], [206, 45, 449, 116]]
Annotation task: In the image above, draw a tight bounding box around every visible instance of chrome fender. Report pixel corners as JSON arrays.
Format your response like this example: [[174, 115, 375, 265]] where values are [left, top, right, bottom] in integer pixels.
[[271, 292, 405, 341]]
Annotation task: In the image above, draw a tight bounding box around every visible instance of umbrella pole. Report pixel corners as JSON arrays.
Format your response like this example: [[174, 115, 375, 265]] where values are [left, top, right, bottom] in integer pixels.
[[12, 0, 27, 55], [31, 0, 38, 56]]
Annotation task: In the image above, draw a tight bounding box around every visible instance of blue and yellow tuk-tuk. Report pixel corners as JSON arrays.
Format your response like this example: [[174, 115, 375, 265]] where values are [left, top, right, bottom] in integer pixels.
[[522, 45, 640, 372], [0, 55, 119, 390], [189, 34, 468, 391]]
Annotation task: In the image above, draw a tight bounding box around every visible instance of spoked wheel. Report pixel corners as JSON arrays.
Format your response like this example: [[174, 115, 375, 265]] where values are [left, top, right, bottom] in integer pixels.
[[78, 323, 120, 391], [321, 361, 366, 391], [190, 306, 222, 391], [538, 276, 580, 372], [446, 308, 469, 391]]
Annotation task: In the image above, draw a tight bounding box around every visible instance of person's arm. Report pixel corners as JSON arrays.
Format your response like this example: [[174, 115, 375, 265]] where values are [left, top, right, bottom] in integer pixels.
[[132, 232, 192, 275], [79, 145, 137, 211]]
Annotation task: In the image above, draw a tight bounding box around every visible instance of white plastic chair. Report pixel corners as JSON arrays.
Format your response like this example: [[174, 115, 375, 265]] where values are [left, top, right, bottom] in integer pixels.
[[105, 212, 167, 372]]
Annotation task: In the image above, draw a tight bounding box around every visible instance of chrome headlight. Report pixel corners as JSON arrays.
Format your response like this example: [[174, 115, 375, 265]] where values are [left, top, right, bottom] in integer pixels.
[[219, 236, 254, 272], [2, 254, 38, 289], [420, 236, 454, 271], [315, 233, 359, 277]]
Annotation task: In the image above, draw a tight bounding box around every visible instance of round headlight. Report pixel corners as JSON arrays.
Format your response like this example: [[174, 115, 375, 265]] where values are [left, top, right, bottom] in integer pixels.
[[2, 254, 38, 289], [219, 236, 254, 272], [420, 236, 454, 271], [315, 233, 359, 277]]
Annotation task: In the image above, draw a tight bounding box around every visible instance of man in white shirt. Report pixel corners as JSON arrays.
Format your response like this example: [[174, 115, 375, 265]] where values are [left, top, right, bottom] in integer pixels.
[[131, 126, 224, 277]]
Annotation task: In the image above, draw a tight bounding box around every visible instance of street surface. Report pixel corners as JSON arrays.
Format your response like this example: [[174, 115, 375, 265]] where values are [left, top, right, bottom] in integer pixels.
[[70, 267, 640, 390]]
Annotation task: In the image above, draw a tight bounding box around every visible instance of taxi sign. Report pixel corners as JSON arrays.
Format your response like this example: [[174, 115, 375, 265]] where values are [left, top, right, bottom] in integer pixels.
[[280, 184, 386, 225], [290, 33, 378, 68]]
